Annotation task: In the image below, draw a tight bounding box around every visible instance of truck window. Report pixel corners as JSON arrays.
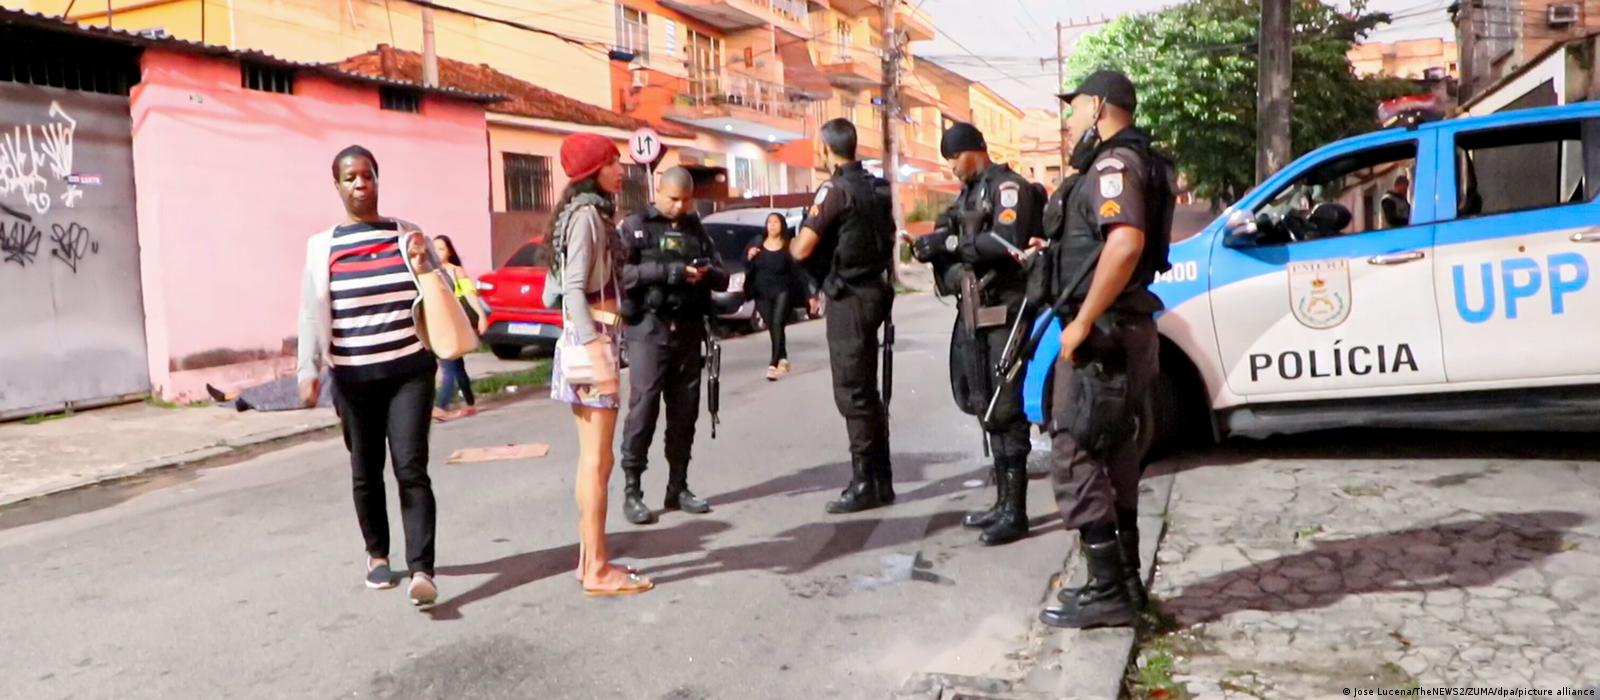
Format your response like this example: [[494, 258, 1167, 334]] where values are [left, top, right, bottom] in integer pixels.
[[1454, 118, 1599, 219], [1252, 141, 1418, 244]]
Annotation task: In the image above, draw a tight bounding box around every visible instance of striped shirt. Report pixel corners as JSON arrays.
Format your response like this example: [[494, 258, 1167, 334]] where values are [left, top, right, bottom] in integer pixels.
[[327, 220, 434, 383]]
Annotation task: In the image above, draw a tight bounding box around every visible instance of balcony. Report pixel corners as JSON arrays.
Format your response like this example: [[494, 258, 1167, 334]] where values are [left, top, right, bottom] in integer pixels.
[[817, 44, 882, 88], [666, 73, 810, 143], [897, 2, 935, 41], [660, 0, 811, 38], [829, 0, 879, 16]]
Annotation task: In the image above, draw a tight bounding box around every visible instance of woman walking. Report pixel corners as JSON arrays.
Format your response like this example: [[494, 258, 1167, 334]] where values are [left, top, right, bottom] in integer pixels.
[[298, 145, 439, 606], [745, 212, 801, 381], [548, 133, 653, 596], [431, 235, 492, 421]]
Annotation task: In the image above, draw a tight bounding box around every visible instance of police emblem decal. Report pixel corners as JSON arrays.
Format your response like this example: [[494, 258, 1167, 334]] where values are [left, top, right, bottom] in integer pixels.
[[1288, 259, 1352, 329], [998, 209, 1017, 224], [1099, 173, 1123, 198], [999, 185, 1019, 208], [1099, 200, 1122, 218]]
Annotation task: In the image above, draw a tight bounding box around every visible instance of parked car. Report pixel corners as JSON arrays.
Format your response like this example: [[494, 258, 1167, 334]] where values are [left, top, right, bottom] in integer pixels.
[[476, 239, 561, 360], [1023, 101, 1600, 456], [701, 206, 820, 332]]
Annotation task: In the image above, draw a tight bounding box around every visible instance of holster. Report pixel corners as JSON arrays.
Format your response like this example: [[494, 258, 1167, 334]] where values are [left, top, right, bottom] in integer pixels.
[[1056, 319, 1136, 457]]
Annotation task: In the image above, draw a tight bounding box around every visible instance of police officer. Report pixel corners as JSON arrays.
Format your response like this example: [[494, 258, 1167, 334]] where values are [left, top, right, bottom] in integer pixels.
[[1035, 70, 1174, 629], [1380, 175, 1411, 228], [617, 166, 730, 525], [911, 122, 1043, 546], [791, 118, 896, 514]]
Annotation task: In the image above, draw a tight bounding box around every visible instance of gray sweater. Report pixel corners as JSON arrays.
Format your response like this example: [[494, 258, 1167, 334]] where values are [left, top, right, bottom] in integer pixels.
[[561, 205, 616, 344]]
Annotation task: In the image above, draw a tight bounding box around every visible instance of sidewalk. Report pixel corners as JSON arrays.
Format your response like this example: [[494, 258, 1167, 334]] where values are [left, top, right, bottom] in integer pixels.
[[0, 353, 544, 507]]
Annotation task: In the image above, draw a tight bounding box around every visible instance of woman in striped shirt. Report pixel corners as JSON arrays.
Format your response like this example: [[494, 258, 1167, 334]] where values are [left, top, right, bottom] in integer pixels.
[[297, 145, 439, 607]]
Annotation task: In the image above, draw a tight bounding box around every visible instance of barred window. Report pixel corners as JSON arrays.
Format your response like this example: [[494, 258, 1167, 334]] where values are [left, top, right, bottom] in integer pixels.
[[504, 153, 554, 212], [379, 86, 421, 113], [618, 164, 650, 216], [0, 26, 140, 95], [242, 62, 294, 94], [616, 5, 650, 63]]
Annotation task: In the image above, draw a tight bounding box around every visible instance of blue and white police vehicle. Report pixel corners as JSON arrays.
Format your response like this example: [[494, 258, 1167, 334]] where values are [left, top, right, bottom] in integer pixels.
[[1024, 101, 1600, 453]]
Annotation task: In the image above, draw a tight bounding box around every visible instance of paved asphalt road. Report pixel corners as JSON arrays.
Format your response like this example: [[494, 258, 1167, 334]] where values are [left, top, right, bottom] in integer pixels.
[[0, 293, 1078, 700]]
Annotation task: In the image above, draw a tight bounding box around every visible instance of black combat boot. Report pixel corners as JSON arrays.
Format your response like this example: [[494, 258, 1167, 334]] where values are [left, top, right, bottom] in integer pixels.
[[622, 468, 656, 525], [664, 462, 711, 514], [979, 457, 1028, 546], [872, 454, 896, 505], [1039, 537, 1136, 629], [826, 457, 884, 514], [962, 462, 1004, 530], [1056, 509, 1146, 609]]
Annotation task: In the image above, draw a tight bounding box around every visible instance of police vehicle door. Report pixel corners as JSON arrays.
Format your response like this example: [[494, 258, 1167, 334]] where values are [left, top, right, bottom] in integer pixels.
[[1432, 114, 1600, 384], [1209, 133, 1447, 399]]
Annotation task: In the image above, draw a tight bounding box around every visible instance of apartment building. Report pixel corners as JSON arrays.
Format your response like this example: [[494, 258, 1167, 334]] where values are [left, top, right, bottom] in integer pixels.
[[1018, 108, 1064, 188], [1454, 0, 1600, 102], [909, 58, 1026, 199], [808, 0, 935, 181], [1349, 38, 1459, 80], [606, 0, 831, 196]]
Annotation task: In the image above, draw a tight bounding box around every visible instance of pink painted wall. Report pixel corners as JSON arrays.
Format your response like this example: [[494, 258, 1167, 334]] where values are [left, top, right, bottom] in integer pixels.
[[130, 49, 492, 400]]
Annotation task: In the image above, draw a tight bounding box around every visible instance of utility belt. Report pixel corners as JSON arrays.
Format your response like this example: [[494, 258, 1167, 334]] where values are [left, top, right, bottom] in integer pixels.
[[822, 268, 888, 300]]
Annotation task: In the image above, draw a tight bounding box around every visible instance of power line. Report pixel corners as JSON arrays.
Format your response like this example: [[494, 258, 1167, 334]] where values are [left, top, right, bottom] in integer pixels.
[[400, 0, 613, 51]]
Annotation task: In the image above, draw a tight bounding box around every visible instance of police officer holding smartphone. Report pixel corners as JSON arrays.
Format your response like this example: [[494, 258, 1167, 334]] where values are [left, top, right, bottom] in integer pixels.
[[1036, 70, 1175, 629], [912, 122, 1043, 546], [791, 118, 898, 514], [617, 167, 730, 525]]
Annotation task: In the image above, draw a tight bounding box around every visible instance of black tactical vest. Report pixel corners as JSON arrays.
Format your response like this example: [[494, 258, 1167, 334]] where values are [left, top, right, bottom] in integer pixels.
[[827, 167, 895, 291]]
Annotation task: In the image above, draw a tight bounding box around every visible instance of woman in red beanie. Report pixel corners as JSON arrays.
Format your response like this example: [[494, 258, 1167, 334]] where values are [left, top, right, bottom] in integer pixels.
[[548, 132, 653, 596]]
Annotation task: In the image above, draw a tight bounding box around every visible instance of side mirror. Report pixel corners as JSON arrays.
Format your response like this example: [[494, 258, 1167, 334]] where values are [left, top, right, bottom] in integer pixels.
[[1222, 209, 1261, 248]]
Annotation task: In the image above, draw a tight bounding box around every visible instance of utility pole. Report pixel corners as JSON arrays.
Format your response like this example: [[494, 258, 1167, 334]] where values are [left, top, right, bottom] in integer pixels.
[[880, 0, 904, 282], [421, 4, 440, 87], [1056, 21, 1068, 175], [105, 0, 113, 28], [1256, 0, 1292, 184]]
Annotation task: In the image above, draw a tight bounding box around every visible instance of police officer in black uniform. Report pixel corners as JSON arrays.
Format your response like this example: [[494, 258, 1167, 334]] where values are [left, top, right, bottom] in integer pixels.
[[617, 166, 730, 525], [911, 122, 1043, 546], [1034, 70, 1175, 629], [791, 118, 897, 514]]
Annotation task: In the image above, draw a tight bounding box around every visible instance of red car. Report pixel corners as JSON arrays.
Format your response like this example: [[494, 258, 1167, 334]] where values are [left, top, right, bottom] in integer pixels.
[[476, 239, 563, 359]]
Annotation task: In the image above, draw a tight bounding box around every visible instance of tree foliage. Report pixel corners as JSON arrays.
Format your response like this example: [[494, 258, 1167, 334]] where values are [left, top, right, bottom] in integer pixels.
[[1065, 0, 1416, 203]]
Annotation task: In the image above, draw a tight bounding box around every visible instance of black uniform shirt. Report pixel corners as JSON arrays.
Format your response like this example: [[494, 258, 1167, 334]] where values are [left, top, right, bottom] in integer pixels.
[[799, 161, 863, 282], [618, 205, 729, 325], [952, 163, 1043, 281], [1061, 145, 1163, 313]]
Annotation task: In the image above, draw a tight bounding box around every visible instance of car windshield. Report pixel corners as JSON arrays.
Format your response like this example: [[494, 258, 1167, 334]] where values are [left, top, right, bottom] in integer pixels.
[[504, 243, 552, 268]]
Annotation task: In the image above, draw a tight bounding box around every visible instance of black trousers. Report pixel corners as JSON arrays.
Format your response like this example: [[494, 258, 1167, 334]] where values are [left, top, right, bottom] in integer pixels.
[[620, 320, 705, 475], [334, 369, 437, 576], [1049, 315, 1159, 530], [825, 282, 892, 466], [756, 290, 791, 367], [978, 322, 1033, 462]]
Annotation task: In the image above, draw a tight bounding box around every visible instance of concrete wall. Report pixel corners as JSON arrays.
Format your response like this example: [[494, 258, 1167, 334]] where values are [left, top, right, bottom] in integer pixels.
[[130, 48, 490, 400]]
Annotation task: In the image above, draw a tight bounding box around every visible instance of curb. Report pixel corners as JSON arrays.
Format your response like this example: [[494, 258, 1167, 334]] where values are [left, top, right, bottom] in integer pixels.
[[0, 373, 554, 509], [895, 466, 1178, 700]]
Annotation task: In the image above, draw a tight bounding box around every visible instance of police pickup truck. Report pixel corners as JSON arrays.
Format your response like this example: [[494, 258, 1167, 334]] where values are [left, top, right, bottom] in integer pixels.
[[1024, 101, 1600, 454]]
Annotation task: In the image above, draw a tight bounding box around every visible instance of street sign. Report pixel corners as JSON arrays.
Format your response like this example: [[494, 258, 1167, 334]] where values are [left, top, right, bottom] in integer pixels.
[[629, 128, 663, 165]]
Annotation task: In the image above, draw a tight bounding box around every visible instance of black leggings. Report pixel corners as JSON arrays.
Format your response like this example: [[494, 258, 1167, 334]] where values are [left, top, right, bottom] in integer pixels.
[[334, 370, 437, 576], [756, 290, 790, 367]]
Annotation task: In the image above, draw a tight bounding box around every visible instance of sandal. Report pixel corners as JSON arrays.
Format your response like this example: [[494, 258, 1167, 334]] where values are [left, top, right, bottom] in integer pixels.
[[583, 571, 654, 597], [766, 366, 779, 381]]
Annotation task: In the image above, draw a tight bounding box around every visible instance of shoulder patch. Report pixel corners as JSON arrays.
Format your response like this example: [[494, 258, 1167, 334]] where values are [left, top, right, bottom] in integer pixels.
[[1099, 172, 1124, 199], [1095, 157, 1126, 172], [813, 185, 832, 205], [998, 183, 1020, 208], [998, 209, 1018, 225], [1099, 200, 1122, 219]]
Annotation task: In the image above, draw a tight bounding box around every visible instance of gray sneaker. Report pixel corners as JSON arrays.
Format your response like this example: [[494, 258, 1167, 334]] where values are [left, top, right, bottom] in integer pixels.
[[409, 572, 438, 606], [366, 559, 397, 590]]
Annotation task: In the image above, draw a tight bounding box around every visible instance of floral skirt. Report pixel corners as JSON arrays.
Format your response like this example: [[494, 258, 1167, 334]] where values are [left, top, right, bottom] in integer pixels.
[[550, 319, 621, 409]]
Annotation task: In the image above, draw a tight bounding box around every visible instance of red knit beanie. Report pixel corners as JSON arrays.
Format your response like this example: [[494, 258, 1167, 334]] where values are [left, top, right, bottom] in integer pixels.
[[560, 133, 619, 181]]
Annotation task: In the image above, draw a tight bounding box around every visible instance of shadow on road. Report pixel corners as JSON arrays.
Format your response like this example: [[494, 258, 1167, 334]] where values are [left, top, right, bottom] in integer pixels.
[[707, 450, 970, 508], [1162, 510, 1586, 626]]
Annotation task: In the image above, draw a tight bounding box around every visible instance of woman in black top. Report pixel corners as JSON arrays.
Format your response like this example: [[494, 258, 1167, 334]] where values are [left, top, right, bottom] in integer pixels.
[[745, 212, 802, 381]]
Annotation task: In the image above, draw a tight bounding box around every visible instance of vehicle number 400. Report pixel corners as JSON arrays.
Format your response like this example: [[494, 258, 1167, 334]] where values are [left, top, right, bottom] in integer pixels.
[[1155, 261, 1200, 284]]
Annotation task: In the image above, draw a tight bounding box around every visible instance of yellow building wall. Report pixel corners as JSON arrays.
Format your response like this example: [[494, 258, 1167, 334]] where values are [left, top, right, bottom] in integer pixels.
[[20, 0, 615, 109]]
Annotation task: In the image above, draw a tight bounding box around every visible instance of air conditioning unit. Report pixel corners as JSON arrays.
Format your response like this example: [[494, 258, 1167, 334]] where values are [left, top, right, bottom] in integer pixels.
[[1548, 3, 1579, 27], [135, 27, 170, 39]]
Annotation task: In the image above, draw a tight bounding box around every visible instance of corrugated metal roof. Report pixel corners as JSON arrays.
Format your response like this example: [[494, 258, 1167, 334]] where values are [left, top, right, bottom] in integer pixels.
[[0, 7, 504, 103]]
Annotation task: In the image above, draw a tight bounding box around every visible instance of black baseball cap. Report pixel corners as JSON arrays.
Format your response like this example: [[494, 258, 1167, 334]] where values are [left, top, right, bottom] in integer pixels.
[[1060, 69, 1137, 114]]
